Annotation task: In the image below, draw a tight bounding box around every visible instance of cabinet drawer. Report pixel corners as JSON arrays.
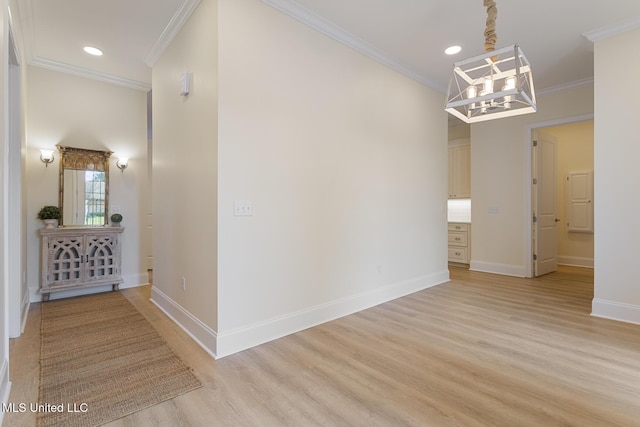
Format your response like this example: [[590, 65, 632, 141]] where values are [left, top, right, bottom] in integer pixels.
[[448, 247, 468, 263], [448, 231, 468, 246], [448, 223, 468, 232]]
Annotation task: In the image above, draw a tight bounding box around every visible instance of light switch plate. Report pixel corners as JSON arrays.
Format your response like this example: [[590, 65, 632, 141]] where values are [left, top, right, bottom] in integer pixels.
[[234, 200, 252, 216]]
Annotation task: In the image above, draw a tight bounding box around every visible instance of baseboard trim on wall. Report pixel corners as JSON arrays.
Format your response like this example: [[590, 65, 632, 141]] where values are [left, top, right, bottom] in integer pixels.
[[150, 286, 218, 359], [558, 256, 594, 268], [469, 261, 526, 277], [20, 291, 30, 335], [591, 299, 640, 326], [122, 272, 151, 288], [215, 270, 450, 359], [0, 358, 11, 426]]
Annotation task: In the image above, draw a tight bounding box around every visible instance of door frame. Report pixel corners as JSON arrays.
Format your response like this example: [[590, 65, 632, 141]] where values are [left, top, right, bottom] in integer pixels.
[[522, 113, 593, 278]]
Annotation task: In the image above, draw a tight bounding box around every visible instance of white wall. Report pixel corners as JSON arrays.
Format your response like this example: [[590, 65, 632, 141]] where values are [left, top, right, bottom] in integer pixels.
[[449, 122, 470, 141], [151, 0, 448, 358], [470, 85, 594, 276], [215, 0, 448, 356], [592, 28, 640, 323], [25, 66, 149, 301], [4, 0, 27, 344], [0, 0, 10, 417], [151, 0, 219, 352]]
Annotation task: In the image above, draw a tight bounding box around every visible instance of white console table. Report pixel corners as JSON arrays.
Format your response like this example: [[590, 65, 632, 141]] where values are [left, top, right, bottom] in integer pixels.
[[39, 226, 124, 301]]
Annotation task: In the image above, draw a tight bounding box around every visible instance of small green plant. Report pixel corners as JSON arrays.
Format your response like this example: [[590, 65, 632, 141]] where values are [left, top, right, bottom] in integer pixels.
[[37, 205, 62, 220], [110, 213, 123, 223]]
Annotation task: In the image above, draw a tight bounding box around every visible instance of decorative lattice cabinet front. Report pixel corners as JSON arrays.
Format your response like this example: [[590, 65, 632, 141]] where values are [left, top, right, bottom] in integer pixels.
[[39, 227, 124, 301]]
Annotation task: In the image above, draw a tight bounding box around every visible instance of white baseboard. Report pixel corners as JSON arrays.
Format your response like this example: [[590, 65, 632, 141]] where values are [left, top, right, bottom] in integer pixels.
[[28, 287, 38, 303], [558, 256, 594, 268], [20, 290, 30, 335], [0, 358, 11, 426], [122, 272, 150, 288], [150, 271, 449, 360], [591, 299, 640, 325], [215, 270, 450, 358], [469, 260, 526, 277], [150, 286, 218, 359]]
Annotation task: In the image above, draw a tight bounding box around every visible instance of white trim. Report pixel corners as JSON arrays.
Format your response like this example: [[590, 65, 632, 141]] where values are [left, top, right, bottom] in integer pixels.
[[30, 57, 151, 91], [216, 270, 450, 358], [583, 18, 640, 42], [19, 0, 202, 91], [0, 358, 10, 426], [20, 291, 29, 335], [121, 272, 150, 288], [557, 256, 594, 268], [537, 78, 593, 97], [448, 138, 471, 149], [591, 299, 640, 326], [150, 286, 217, 359], [14, 0, 35, 63], [260, 0, 443, 92], [28, 287, 38, 304], [469, 261, 526, 277], [7, 26, 22, 339], [144, 0, 202, 67], [523, 113, 595, 278]]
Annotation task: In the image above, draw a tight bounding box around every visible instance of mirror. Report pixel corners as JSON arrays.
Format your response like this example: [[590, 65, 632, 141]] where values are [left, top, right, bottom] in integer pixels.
[[57, 145, 111, 226]]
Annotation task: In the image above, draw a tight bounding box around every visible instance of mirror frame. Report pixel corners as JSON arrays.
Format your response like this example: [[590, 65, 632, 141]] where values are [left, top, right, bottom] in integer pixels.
[[57, 145, 112, 226]]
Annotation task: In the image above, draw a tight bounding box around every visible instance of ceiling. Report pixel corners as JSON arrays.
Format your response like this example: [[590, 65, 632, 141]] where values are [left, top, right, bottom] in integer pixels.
[[13, 0, 640, 95]]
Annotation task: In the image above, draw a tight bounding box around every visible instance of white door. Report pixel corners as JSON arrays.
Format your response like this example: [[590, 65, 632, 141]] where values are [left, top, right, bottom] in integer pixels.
[[533, 130, 558, 276]]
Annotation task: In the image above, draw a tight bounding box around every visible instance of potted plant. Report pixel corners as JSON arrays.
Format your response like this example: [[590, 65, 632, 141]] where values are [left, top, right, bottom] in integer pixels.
[[110, 213, 123, 227], [37, 205, 62, 228]]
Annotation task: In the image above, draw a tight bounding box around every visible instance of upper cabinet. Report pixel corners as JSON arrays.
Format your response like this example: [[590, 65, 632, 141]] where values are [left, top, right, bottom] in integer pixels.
[[448, 139, 471, 199]]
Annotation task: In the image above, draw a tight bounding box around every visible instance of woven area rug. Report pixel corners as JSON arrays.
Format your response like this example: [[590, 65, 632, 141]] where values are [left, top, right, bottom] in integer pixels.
[[37, 291, 202, 427]]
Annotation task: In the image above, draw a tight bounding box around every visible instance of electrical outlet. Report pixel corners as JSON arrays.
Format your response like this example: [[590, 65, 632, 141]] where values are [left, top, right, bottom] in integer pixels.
[[181, 277, 186, 291], [111, 205, 122, 214]]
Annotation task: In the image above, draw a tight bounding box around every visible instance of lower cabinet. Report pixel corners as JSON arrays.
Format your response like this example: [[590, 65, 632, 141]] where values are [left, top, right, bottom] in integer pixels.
[[448, 222, 470, 264], [40, 226, 124, 301]]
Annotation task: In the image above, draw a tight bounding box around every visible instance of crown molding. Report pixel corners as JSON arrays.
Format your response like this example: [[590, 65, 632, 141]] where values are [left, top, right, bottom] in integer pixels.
[[145, 0, 202, 67], [19, 0, 152, 91], [261, 0, 444, 92], [583, 18, 640, 42], [31, 57, 151, 92], [536, 77, 593, 97], [15, 0, 36, 63]]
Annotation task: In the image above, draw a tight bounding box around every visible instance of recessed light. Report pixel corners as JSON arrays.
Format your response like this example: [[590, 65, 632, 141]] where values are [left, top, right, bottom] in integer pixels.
[[445, 45, 462, 55], [83, 46, 103, 56]]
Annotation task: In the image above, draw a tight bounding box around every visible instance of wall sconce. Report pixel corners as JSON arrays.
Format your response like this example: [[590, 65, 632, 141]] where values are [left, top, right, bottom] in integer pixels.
[[116, 157, 128, 173], [40, 149, 55, 167]]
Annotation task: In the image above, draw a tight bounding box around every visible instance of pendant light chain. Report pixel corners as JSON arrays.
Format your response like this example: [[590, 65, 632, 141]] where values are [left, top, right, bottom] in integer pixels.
[[445, 0, 537, 122], [483, 0, 498, 61]]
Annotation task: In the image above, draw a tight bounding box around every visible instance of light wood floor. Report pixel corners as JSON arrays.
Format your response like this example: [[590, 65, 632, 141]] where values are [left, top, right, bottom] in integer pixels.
[[6, 266, 640, 427]]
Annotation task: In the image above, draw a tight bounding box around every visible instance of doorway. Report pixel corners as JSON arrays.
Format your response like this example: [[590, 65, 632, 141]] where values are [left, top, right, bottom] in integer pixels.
[[530, 119, 594, 277]]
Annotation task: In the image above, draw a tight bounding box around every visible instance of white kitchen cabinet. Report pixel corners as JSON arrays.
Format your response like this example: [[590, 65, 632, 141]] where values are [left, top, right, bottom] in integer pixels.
[[39, 226, 124, 301], [448, 139, 471, 199], [448, 222, 471, 264]]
